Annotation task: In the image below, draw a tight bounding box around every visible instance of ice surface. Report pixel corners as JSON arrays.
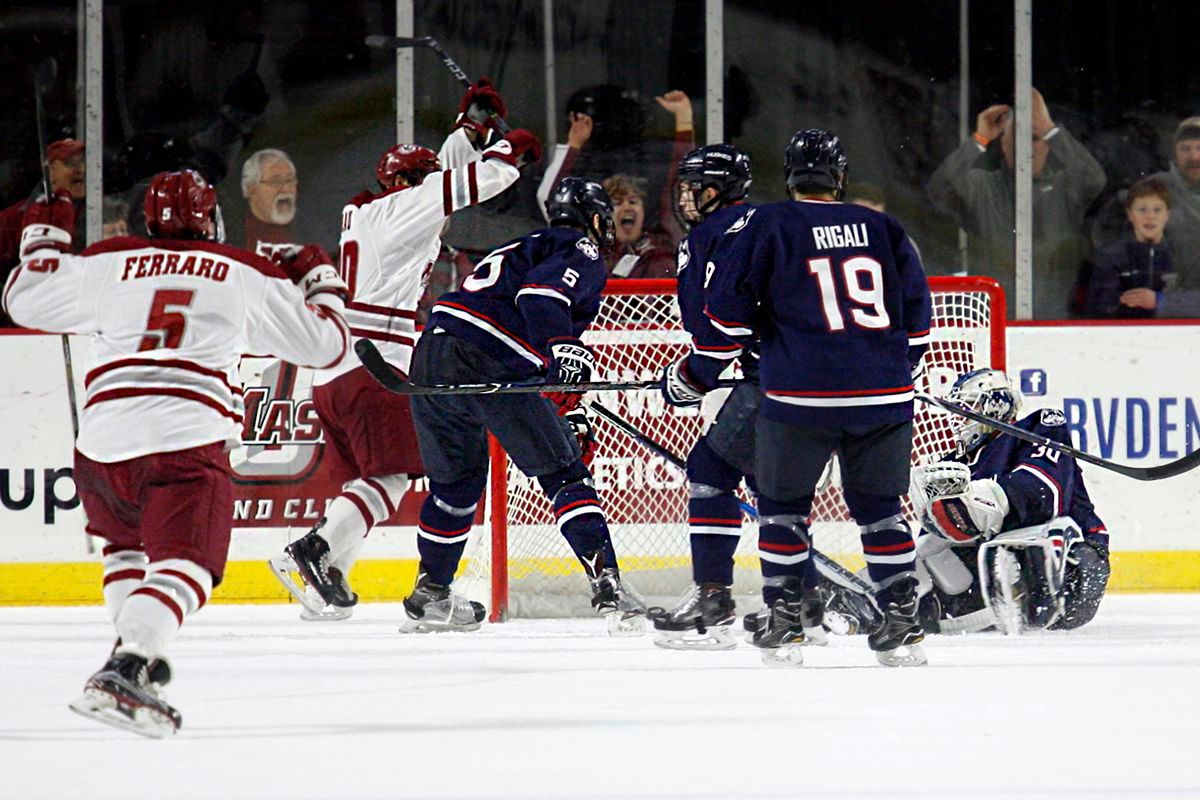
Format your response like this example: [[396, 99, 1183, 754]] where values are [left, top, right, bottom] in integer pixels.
[[3, 595, 1199, 800]]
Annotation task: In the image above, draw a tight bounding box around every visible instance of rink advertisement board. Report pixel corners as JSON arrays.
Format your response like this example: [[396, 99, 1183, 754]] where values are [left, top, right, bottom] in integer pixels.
[[2, 328, 1199, 603]]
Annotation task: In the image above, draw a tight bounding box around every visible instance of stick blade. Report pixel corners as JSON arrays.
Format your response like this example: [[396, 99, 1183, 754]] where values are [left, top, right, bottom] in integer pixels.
[[354, 339, 410, 393]]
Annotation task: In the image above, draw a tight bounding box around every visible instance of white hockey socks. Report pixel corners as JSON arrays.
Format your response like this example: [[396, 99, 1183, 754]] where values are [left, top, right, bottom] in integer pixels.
[[322, 475, 410, 571], [115, 559, 212, 660], [101, 547, 149, 623]]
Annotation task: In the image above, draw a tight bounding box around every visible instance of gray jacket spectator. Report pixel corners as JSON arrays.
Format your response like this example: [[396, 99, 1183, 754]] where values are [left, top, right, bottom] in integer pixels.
[[929, 90, 1106, 318], [1150, 117, 1200, 316]]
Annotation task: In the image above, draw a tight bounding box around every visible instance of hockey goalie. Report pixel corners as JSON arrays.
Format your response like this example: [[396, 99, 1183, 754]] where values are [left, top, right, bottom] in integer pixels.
[[910, 369, 1112, 634]]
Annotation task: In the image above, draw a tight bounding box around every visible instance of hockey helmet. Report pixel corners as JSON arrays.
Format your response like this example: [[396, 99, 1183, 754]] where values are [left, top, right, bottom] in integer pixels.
[[546, 177, 615, 247], [676, 144, 752, 225], [945, 368, 1021, 453], [143, 169, 222, 241], [784, 128, 849, 199], [376, 144, 441, 188]]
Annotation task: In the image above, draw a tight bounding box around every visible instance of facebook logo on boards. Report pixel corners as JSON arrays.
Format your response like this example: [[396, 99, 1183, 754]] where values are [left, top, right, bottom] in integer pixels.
[[1020, 369, 1046, 396]]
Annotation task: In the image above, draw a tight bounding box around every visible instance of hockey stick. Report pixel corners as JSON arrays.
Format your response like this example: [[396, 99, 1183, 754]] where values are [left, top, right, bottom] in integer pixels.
[[364, 35, 512, 134], [917, 393, 1200, 481], [354, 339, 735, 396], [586, 400, 878, 600], [34, 58, 88, 553]]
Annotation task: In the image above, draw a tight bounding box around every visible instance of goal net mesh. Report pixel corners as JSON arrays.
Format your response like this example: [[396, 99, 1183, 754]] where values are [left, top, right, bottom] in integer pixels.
[[459, 278, 1004, 619]]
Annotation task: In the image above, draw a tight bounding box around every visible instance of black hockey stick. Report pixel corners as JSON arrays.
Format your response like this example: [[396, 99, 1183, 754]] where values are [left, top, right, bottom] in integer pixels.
[[355, 339, 735, 396], [364, 35, 511, 134], [917, 393, 1200, 481], [585, 400, 879, 601]]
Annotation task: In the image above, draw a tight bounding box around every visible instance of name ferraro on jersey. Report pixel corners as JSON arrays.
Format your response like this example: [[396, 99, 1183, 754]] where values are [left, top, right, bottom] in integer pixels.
[[812, 223, 870, 250]]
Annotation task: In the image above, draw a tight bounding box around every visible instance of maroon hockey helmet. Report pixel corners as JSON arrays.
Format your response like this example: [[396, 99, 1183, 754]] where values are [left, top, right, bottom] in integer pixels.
[[376, 144, 440, 188], [143, 169, 220, 240]]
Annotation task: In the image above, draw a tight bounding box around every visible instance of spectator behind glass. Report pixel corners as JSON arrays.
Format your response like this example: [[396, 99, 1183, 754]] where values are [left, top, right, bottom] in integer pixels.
[[846, 181, 887, 213], [602, 174, 676, 279], [1086, 178, 1175, 319], [537, 88, 696, 244], [241, 148, 299, 256], [102, 196, 131, 240], [1147, 118, 1200, 317], [0, 138, 86, 327], [928, 89, 1106, 318]]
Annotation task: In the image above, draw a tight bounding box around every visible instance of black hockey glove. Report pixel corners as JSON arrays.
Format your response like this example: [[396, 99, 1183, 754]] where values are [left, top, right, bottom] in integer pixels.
[[542, 338, 595, 415], [659, 356, 706, 408]]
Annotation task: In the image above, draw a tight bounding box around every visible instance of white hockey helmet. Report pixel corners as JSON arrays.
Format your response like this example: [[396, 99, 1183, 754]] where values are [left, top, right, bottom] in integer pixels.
[[945, 368, 1021, 453]]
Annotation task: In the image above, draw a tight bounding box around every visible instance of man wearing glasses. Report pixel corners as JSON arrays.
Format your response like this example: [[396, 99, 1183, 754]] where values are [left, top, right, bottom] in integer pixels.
[[241, 148, 300, 257]]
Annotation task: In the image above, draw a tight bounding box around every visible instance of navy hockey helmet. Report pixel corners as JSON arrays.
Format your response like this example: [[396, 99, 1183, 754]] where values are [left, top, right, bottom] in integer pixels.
[[784, 128, 849, 199], [676, 144, 752, 225], [546, 177, 615, 247], [945, 368, 1022, 453]]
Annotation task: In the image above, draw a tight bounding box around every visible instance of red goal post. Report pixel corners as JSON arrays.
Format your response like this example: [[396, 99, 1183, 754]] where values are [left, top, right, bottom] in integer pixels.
[[459, 276, 1006, 621]]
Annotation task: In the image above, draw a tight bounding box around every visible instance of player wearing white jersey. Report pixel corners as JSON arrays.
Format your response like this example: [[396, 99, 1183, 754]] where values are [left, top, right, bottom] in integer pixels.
[[2, 170, 349, 737], [268, 80, 543, 622]]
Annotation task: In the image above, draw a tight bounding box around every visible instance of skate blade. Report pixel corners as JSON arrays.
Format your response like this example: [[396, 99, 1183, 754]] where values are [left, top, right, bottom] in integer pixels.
[[267, 557, 330, 616], [606, 611, 646, 638], [802, 626, 829, 646], [69, 688, 178, 739], [760, 643, 805, 667], [300, 604, 353, 622], [653, 627, 737, 651], [398, 616, 482, 634], [874, 642, 928, 668]]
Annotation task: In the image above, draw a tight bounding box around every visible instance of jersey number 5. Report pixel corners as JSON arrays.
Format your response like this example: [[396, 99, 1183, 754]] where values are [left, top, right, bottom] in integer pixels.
[[807, 256, 890, 332], [138, 289, 195, 351], [463, 241, 521, 292]]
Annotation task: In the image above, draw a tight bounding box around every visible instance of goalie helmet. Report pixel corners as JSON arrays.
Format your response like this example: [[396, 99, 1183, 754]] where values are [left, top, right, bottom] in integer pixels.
[[143, 169, 222, 241], [784, 128, 848, 199], [376, 144, 440, 188], [675, 144, 752, 226], [946, 368, 1021, 453], [546, 177, 615, 247]]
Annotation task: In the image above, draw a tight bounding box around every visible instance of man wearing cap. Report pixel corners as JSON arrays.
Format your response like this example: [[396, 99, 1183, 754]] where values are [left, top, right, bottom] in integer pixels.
[[0, 139, 86, 326], [1150, 118, 1200, 316]]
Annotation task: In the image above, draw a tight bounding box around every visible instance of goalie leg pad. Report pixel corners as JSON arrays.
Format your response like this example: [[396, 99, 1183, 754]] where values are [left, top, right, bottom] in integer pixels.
[[416, 476, 485, 586], [1052, 542, 1111, 630]]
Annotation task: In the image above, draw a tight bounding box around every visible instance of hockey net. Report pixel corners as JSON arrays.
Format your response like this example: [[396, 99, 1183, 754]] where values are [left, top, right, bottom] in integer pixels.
[[459, 276, 1006, 619]]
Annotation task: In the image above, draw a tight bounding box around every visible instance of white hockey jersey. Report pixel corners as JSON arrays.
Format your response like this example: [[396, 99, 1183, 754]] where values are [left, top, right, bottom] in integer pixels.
[[319, 129, 520, 383], [3, 236, 349, 463]]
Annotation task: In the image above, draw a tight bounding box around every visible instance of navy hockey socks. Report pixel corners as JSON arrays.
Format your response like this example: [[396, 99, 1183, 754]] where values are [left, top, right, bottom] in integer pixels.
[[551, 481, 616, 573], [757, 496, 814, 606], [688, 492, 743, 585], [416, 489, 479, 586], [844, 490, 916, 590]]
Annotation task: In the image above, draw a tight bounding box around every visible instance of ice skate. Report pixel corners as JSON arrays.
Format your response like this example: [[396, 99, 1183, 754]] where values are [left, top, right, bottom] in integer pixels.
[[869, 578, 928, 667], [268, 525, 357, 617], [750, 598, 808, 667], [650, 583, 737, 651], [298, 586, 354, 622], [744, 586, 828, 648], [589, 567, 648, 637], [69, 652, 181, 738], [399, 573, 486, 633]]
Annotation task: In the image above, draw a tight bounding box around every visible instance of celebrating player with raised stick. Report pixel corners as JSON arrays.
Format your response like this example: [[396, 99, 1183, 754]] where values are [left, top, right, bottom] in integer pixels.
[[705, 129, 933, 667], [3, 171, 349, 736], [267, 78, 541, 621], [402, 177, 648, 635]]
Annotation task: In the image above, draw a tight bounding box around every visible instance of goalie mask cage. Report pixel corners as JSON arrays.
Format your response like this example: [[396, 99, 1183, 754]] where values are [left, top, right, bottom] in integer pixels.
[[458, 276, 1006, 620]]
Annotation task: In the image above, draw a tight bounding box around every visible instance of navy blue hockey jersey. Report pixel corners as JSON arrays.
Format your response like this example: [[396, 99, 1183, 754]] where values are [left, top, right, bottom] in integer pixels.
[[429, 227, 607, 376], [675, 203, 753, 390], [704, 199, 932, 426], [953, 408, 1108, 545]]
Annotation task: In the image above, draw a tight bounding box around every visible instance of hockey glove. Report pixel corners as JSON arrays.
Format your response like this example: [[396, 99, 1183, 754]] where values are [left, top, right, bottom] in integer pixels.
[[563, 407, 598, 467], [542, 338, 595, 415], [659, 356, 706, 408], [923, 477, 1009, 544], [277, 244, 349, 302], [482, 130, 543, 169], [454, 78, 507, 138], [19, 191, 75, 257]]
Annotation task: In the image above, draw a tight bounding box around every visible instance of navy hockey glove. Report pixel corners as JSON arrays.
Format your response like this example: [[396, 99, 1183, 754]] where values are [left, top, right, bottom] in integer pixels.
[[563, 407, 598, 467], [660, 356, 706, 408], [542, 338, 595, 415]]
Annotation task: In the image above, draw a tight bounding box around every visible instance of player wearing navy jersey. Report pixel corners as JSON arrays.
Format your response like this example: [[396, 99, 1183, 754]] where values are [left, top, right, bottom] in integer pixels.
[[912, 369, 1110, 632], [406, 177, 647, 635], [649, 144, 756, 649], [705, 129, 932, 666]]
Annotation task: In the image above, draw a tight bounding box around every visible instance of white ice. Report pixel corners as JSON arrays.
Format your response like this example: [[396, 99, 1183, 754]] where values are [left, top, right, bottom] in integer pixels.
[[3, 594, 1199, 800]]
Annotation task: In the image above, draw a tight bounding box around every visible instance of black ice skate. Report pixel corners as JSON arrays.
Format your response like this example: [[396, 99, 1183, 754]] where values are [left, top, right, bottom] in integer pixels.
[[69, 652, 181, 739], [399, 573, 486, 633], [649, 583, 737, 651], [589, 566, 648, 638], [750, 597, 808, 667], [868, 577, 928, 667], [267, 524, 357, 618]]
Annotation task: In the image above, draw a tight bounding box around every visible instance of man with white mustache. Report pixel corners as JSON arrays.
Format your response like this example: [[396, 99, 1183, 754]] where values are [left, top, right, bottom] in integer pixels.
[[241, 148, 300, 257]]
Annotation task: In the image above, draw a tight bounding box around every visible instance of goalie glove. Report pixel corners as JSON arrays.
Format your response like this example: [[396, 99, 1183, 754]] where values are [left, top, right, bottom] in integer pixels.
[[923, 476, 1010, 544], [659, 356, 706, 408], [562, 407, 598, 467], [542, 338, 595, 415]]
